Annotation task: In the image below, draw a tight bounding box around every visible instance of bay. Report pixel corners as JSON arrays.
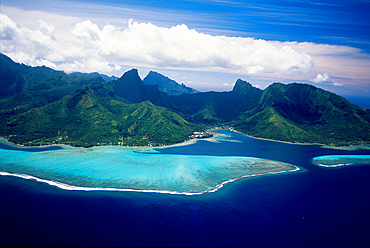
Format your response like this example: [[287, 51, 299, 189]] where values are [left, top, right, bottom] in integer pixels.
[[0, 129, 369, 247]]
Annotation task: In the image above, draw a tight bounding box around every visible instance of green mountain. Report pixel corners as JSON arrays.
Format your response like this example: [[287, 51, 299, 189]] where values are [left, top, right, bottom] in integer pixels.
[[0, 54, 105, 129], [4, 81, 194, 147], [0, 54, 104, 99], [147, 79, 262, 125], [111, 69, 166, 104], [234, 83, 370, 145], [143, 71, 199, 95], [1, 53, 369, 147]]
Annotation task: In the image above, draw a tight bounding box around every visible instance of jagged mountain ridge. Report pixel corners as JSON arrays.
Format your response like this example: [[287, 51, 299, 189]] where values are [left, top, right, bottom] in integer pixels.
[[1, 53, 369, 146]]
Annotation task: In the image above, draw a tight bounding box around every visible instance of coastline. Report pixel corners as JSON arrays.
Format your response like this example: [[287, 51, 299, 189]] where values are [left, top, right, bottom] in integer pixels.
[[0, 135, 218, 151], [221, 129, 370, 150], [0, 137, 73, 148], [2, 130, 369, 151], [228, 129, 325, 146], [320, 144, 370, 151], [0, 137, 29, 148]]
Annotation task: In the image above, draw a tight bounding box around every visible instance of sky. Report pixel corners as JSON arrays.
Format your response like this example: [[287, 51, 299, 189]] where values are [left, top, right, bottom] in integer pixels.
[[1, 0, 370, 98]]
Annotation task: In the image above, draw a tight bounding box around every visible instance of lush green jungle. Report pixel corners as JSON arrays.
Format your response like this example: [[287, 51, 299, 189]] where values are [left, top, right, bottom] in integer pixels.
[[1, 53, 370, 147]]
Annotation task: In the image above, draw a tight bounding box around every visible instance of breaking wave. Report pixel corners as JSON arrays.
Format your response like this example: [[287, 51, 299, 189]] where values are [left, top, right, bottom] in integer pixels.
[[0, 167, 300, 195]]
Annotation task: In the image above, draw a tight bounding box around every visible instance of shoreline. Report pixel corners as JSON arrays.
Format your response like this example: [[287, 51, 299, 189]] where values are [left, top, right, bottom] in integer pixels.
[[0, 135, 218, 151], [2, 131, 369, 151], [0, 137, 73, 149], [220, 129, 370, 150], [227, 129, 325, 146]]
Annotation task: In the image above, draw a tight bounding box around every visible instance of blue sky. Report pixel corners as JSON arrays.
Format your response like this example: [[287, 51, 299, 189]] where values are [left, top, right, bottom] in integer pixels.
[[1, 0, 370, 97]]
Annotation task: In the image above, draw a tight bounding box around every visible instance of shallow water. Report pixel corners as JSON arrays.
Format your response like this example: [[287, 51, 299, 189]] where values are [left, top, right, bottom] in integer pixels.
[[313, 154, 370, 167], [0, 142, 298, 194], [1, 130, 370, 247]]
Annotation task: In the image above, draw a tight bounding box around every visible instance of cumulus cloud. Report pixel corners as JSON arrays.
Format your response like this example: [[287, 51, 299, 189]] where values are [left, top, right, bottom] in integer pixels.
[[285, 41, 370, 89], [312, 73, 330, 83], [312, 73, 343, 86], [0, 14, 314, 76]]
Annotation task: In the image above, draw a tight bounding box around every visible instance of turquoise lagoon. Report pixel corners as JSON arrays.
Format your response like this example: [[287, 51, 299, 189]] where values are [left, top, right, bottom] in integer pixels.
[[2, 129, 370, 247], [0, 140, 298, 195], [2, 129, 370, 195]]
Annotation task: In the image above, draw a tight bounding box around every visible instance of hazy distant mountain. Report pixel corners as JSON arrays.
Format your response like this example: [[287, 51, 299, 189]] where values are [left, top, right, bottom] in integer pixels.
[[1, 53, 369, 147], [0, 54, 104, 99], [72, 72, 119, 82], [143, 71, 199, 95], [0, 53, 105, 130]]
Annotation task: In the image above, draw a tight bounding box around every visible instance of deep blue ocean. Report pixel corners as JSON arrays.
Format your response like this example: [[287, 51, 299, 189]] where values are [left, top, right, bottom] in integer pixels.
[[1, 130, 370, 247]]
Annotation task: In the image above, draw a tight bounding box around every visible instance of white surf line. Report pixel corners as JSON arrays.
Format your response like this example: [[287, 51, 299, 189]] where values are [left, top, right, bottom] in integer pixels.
[[205, 167, 301, 194], [0, 167, 300, 196], [317, 163, 355, 168]]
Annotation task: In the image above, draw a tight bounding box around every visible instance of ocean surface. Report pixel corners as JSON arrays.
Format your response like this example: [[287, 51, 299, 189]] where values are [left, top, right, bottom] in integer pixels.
[[343, 95, 370, 109], [1, 130, 370, 247]]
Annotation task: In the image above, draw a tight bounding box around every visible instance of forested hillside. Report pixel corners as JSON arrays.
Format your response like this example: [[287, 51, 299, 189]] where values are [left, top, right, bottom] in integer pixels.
[[1, 53, 369, 147]]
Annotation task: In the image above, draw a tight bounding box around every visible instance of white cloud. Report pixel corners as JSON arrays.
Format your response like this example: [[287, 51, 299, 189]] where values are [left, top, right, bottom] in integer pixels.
[[0, 14, 313, 76], [286, 41, 369, 89], [312, 72, 343, 86], [312, 72, 330, 83], [333, 82, 343, 86]]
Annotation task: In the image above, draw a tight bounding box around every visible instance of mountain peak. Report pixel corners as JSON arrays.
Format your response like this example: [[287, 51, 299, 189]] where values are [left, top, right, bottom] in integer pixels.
[[147, 70, 161, 76], [232, 79, 260, 93], [117, 68, 143, 85], [120, 68, 140, 79], [143, 70, 198, 95]]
